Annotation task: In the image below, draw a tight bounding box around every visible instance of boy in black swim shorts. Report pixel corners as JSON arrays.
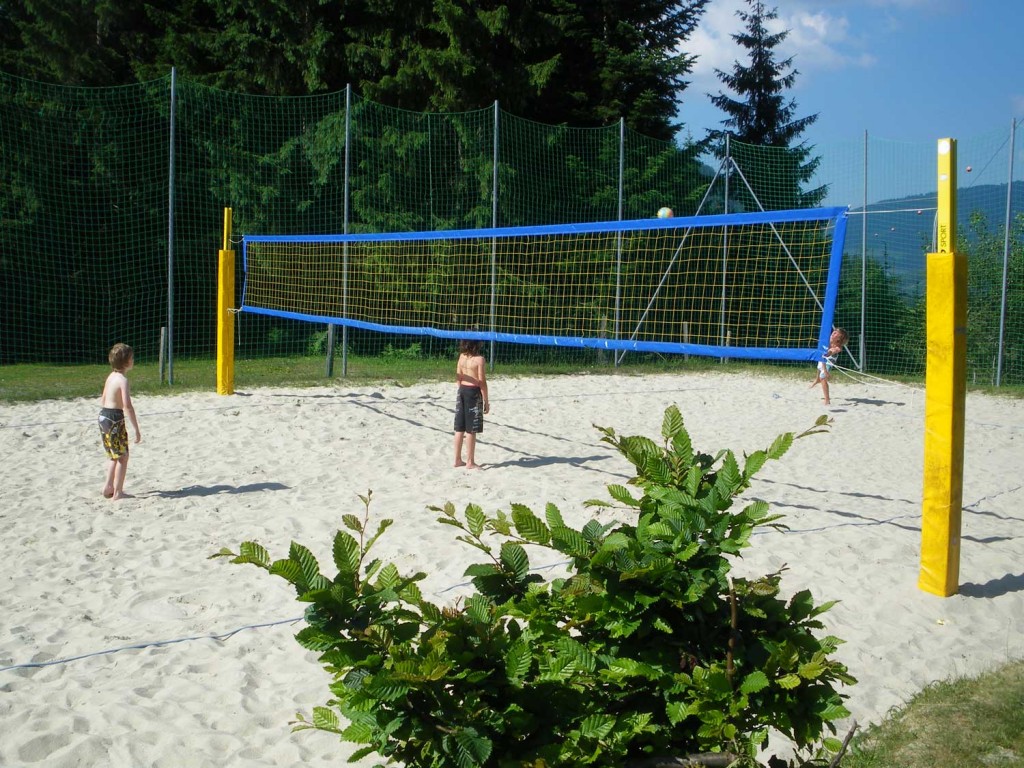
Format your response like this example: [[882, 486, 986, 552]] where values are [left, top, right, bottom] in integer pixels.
[[453, 339, 489, 469]]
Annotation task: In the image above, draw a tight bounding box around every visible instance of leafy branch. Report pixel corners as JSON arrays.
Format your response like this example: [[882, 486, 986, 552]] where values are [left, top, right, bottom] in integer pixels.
[[215, 407, 854, 767]]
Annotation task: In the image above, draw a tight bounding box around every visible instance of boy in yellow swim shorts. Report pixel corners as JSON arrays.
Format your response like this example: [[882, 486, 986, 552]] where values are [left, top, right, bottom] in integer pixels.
[[99, 343, 142, 499]]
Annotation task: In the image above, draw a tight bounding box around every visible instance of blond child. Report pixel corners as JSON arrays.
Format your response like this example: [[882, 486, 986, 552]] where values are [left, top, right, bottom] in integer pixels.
[[99, 343, 142, 499], [810, 328, 849, 406], [453, 339, 490, 469]]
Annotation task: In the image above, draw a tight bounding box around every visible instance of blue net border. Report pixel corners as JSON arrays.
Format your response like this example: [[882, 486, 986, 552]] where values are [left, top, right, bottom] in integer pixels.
[[238, 207, 850, 364]]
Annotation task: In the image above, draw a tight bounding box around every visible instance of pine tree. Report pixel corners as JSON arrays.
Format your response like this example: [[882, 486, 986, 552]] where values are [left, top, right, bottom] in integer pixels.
[[346, 0, 711, 141], [0, 0, 137, 85], [0, 0, 711, 138], [708, 0, 824, 209], [537, 0, 711, 140]]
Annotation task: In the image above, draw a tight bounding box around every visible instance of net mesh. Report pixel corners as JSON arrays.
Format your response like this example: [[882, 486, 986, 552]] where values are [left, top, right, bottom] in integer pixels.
[[241, 209, 846, 360], [1, 69, 1021, 389], [0, 74, 170, 364]]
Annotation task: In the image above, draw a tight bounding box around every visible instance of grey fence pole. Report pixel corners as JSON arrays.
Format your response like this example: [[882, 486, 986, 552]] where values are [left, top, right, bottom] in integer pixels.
[[720, 134, 730, 362], [167, 67, 177, 385], [996, 117, 1016, 386], [860, 130, 868, 370], [615, 117, 624, 366], [343, 84, 352, 376], [490, 100, 499, 368], [328, 86, 352, 377]]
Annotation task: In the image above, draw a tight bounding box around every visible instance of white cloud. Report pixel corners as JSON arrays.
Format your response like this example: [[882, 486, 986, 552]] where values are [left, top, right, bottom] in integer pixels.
[[784, 11, 879, 73], [685, 0, 749, 93]]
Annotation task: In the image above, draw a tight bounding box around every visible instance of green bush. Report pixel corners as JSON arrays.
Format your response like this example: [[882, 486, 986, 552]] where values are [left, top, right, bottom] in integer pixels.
[[382, 342, 424, 360], [307, 329, 330, 356], [214, 407, 854, 767]]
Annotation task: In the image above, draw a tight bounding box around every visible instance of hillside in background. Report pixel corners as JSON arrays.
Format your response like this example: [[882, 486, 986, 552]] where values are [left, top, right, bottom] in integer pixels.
[[846, 180, 1023, 294]]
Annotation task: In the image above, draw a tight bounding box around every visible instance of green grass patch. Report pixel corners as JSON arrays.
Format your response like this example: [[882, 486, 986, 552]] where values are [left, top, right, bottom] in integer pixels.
[[0, 355, 627, 402], [0, 354, 799, 402], [5, 352, 1021, 404], [843, 659, 1024, 768]]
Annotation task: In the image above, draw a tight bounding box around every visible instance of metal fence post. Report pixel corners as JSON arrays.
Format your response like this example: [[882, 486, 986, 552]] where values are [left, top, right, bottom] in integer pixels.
[[490, 100, 499, 369], [996, 117, 1016, 386], [615, 117, 624, 366], [167, 67, 176, 385], [860, 130, 868, 371], [343, 83, 352, 376], [720, 134, 730, 362]]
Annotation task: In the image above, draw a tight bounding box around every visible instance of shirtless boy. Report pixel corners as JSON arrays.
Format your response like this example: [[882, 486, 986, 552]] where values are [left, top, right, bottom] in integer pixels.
[[99, 343, 142, 499], [453, 339, 489, 469]]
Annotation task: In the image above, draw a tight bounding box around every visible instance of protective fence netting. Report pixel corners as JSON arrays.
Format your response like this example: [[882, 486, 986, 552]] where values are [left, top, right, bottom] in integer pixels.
[[1, 71, 1020, 388]]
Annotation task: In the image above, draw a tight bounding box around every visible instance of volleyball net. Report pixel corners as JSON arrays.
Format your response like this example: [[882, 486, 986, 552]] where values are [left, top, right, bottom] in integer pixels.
[[239, 206, 848, 361]]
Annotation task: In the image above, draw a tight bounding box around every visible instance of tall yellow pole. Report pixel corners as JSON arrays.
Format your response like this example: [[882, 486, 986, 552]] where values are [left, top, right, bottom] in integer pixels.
[[919, 139, 966, 596], [217, 207, 235, 395]]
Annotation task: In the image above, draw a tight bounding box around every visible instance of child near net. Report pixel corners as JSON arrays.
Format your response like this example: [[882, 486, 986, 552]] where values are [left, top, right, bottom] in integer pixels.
[[810, 327, 848, 406], [453, 339, 490, 469]]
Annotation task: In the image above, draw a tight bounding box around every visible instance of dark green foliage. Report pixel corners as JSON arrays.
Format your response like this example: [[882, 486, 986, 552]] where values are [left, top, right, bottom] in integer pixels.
[[0, 0, 133, 85], [0, 0, 710, 139], [0, 65, 714, 364], [834, 253, 924, 377], [215, 407, 854, 767], [964, 211, 1024, 384], [526, 0, 711, 140], [0, 0, 714, 367], [0, 74, 171, 364], [833, 211, 1024, 384]]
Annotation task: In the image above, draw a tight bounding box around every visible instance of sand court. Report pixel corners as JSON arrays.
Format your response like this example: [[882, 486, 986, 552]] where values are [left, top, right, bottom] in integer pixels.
[[1, 371, 1022, 766]]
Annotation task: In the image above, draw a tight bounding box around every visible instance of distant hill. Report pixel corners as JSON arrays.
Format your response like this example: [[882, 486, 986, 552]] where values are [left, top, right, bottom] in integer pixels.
[[844, 181, 1023, 293]]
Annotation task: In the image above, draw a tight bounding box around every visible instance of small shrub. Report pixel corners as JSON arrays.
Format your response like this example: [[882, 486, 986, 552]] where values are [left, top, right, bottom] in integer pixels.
[[307, 329, 329, 356], [382, 342, 423, 360], [214, 407, 854, 767], [266, 327, 285, 348]]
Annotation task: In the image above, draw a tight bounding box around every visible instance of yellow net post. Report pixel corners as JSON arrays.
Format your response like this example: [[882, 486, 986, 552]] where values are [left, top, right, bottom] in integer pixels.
[[217, 207, 235, 395], [919, 139, 966, 597]]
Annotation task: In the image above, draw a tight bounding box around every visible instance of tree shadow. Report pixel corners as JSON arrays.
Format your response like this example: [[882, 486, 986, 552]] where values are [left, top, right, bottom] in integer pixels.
[[149, 482, 289, 498], [486, 455, 613, 470], [843, 396, 907, 407], [758, 478, 916, 505], [263, 390, 386, 400]]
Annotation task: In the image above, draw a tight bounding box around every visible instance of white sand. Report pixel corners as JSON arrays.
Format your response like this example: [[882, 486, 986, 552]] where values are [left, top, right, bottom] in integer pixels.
[[1, 370, 1022, 767]]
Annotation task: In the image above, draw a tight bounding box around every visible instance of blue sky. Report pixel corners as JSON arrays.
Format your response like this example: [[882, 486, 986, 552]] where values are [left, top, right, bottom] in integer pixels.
[[677, 0, 1022, 146]]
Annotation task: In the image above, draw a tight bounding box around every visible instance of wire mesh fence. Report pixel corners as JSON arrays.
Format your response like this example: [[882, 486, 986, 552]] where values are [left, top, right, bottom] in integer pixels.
[[1, 70, 1021, 391]]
